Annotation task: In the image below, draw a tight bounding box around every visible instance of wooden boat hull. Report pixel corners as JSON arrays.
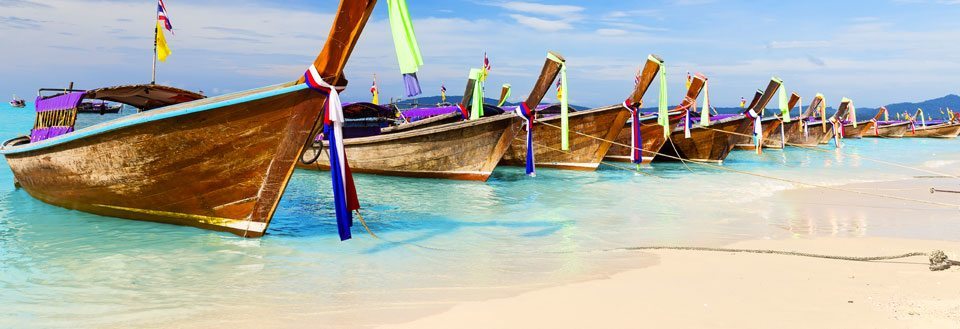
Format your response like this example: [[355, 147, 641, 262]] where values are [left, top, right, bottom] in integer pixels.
[[732, 117, 781, 150], [3, 83, 325, 238], [903, 123, 960, 138], [841, 121, 873, 139], [604, 114, 674, 164], [502, 106, 629, 171], [864, 122, 910, 138], [659, 115, 749, 163], [301, 114, 522, 181]]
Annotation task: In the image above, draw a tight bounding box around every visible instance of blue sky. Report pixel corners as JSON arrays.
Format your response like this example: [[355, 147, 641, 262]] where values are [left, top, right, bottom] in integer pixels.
[[1, 0, 959, 107]]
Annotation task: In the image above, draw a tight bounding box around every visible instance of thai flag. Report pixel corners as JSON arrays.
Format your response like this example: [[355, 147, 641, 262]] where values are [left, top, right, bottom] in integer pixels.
[[483, 52, 491, 71], [370, 80, 377, 95], [304, 65, 361, 241], [440, 84, 446, 94], [157, 0, 173, 32]]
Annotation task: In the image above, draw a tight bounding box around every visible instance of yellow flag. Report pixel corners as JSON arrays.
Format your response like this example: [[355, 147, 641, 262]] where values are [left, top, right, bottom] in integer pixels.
[[156, 22, 171, 62]]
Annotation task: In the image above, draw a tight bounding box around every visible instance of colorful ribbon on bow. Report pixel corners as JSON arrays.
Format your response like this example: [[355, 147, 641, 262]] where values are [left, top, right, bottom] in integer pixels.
[[547, 52, 569, 150], [843, 98, 857, 128], [779, 86, 790, 123], [469, 68, 484, 120], [304, 65, 360, 241], [746, 108, 763, 154], [655, 58, 669, 137], [515, 102, 536, 176], [700, 79, 711, 127], [387, 0, 423, 97], [622, 100, 643, 164]]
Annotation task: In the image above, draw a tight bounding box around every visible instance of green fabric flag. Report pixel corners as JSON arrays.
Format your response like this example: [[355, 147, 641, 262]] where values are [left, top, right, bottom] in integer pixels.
[[388, 0, 423, 74], [656, 61, 669, 137], [469, 68, 483, 120], [701, 79, 711, 127], [547, 52, 569, 150], [779, 85, 791, 123]]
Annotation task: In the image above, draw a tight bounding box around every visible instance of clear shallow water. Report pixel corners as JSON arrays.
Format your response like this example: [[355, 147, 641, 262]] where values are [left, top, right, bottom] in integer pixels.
[[1, 104, 959, 328]]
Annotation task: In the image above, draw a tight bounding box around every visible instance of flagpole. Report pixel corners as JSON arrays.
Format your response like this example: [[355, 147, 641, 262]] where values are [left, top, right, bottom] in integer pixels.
[[151, 23, 157, 84]]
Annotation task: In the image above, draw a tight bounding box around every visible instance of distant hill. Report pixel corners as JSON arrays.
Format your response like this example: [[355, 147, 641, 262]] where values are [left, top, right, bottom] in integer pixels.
[[885, 94, 960, 116]]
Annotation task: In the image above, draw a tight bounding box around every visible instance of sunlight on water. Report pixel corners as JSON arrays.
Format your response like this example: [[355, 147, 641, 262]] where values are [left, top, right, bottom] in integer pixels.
[[1, 105, 959, 327]]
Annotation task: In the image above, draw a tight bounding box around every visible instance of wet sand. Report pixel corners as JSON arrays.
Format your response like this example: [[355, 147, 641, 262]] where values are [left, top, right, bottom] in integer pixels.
[[380, 178, 960, 329]]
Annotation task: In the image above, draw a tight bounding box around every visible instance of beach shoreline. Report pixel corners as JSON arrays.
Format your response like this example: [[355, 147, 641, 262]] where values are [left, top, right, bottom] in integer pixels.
[[378, 236, 960, 329], [375, 176, 960, 329]]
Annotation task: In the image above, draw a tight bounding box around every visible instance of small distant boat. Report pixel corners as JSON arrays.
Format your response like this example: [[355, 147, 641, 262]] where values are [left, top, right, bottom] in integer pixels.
[[864, 107, 910, 138], [300, 52, 565, 181], [1, 0, 376, 237], [9, 95, 25, 108]]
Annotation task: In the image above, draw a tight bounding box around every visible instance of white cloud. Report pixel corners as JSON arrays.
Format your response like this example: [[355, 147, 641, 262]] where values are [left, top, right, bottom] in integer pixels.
[[508, 14, 574, 31], [596, 28, 627, 36], [495, 2, 585, 16]]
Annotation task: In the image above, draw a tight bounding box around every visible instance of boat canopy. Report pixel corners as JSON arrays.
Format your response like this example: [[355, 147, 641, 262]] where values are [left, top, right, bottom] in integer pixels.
[[84, 84, 205, 110], [401, 104, 505, 122], [342, 102, 396, 119]]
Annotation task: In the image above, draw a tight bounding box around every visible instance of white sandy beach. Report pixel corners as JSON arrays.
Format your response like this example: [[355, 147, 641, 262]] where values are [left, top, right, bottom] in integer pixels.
[[380, 178, 960, 329], [381, 237, 960, 329]]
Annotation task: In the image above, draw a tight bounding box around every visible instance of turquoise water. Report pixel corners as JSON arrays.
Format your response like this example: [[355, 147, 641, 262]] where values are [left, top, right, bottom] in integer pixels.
[[2, 104, 959, 328]]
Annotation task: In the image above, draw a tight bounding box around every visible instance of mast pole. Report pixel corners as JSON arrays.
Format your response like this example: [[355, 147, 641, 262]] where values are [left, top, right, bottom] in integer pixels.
[[151, 23, 158, 84]]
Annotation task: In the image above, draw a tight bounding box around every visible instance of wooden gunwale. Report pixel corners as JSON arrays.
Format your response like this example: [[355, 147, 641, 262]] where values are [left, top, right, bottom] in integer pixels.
[[864, 121, 911, 138], [903, 122, 960, 138]]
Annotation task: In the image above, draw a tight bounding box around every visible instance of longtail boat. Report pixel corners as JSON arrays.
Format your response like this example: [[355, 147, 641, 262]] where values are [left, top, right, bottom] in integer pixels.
[[604, 55, 683, 164], [763, 92, 802, 149], [902, 111, 960, 138], [503, 54, 662, 169], [662, 78, 778, 163], [730, 78, 784, 151], [0, 0, 377, 238], [820, 98, 853, 145], [654, 74, 739, 163], [865, 107, 910, 138], [838, 99, 879, 139], [301, 52, 565, 180]]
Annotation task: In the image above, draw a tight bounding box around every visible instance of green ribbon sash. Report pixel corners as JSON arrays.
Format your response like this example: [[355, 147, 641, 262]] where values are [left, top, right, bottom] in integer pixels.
[[547, 52, 569, 150]]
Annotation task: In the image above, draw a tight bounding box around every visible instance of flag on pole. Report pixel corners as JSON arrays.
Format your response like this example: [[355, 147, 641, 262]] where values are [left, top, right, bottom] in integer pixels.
[[370, 77, 379, 105], [157, 0, 173, 32], [480, 52, 491, 82], [440, 83, 447, 103], [155, 0, 173, 61]]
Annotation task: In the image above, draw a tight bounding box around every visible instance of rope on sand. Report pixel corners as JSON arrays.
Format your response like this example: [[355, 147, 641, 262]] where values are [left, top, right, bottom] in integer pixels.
[[611, 246, 958, 272]]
